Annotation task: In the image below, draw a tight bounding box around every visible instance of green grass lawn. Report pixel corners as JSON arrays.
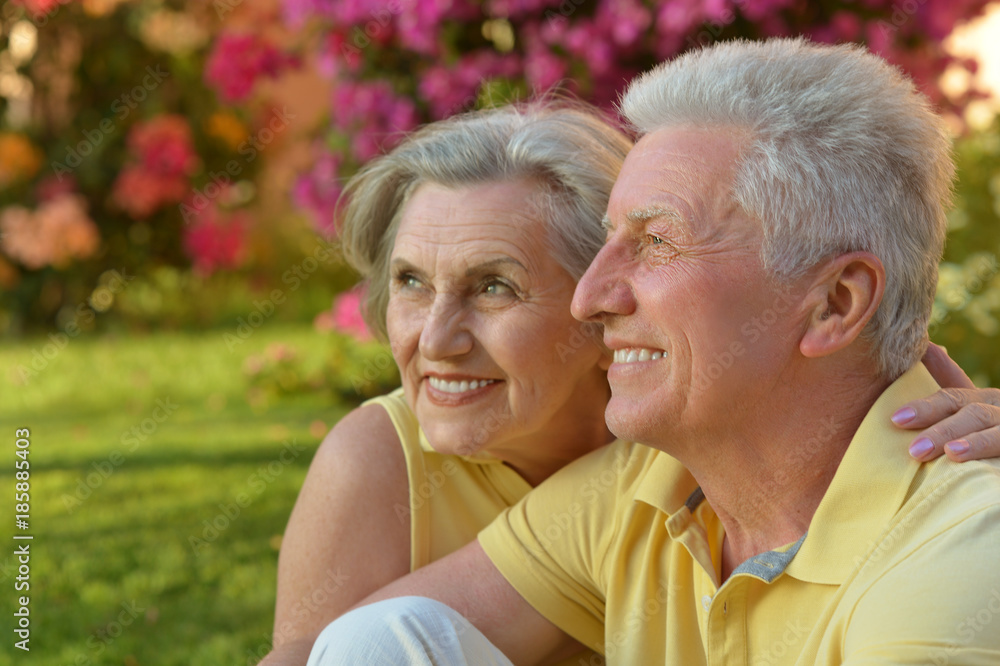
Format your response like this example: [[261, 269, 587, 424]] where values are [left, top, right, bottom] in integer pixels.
[[0, 324, 360, 665]]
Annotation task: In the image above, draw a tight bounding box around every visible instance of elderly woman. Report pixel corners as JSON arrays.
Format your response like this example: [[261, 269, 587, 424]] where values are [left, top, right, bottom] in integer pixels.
[[266, 101, 1000, 664]]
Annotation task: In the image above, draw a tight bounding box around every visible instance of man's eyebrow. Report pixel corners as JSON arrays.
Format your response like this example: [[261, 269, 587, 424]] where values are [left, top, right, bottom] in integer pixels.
[[625, 206, 684, 226], [603, 206, 685, 232]]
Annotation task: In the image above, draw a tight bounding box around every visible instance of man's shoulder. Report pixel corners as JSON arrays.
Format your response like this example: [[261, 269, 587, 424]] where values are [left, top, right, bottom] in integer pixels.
[[902, 456, 1000, 531], [853, 456, 1000, 584], [834, 459, 1000, 661]]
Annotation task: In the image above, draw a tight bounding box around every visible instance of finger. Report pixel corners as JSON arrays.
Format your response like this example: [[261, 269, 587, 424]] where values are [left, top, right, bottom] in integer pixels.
[[944, 426, 1000, 462], [920, 343, 975, 390], [905, 403, 1000, 461], [890, 388, 997, 430]]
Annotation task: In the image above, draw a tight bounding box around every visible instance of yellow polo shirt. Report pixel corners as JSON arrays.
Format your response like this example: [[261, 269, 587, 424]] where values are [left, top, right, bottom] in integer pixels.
[[479, 365, 1000, 664]]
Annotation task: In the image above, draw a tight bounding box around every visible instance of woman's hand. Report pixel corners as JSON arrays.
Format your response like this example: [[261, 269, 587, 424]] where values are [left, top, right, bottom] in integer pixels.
[[893, 343, 1000, 461]]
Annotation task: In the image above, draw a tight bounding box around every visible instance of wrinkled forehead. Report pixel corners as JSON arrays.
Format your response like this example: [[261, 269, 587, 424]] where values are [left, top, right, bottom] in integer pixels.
[[607, 126, 751, 238], [391, 180, 559, 274]]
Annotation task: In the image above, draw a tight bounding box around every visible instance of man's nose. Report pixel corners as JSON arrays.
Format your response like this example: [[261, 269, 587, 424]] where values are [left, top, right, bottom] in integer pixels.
[[572, 238, 637, 323], [418, 292, 474, 360]]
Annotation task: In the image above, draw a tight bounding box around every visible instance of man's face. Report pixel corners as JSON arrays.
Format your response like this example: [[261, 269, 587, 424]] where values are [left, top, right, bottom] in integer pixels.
[[571, 125, 802, 452]]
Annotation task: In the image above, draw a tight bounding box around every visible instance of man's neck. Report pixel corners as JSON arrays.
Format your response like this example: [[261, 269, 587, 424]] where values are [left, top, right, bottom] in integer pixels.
[[680, 372, 890, 582]]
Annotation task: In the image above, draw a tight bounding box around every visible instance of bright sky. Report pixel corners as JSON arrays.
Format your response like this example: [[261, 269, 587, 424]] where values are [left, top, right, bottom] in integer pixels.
[[946, 2, 1000, 128]]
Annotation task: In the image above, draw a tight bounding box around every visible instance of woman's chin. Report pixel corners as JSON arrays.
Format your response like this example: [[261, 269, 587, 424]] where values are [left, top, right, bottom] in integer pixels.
[[423, 428, 497, 460]]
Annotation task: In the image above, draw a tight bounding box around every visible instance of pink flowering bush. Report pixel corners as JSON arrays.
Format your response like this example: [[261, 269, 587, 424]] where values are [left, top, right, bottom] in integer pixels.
[[205, 33, 299, 103], [314, 286, 372, 340], [266, 0, 991, 240], [112, 115, 199, 220], [180, 189, 249, 276], [0, 194, 100, 270]]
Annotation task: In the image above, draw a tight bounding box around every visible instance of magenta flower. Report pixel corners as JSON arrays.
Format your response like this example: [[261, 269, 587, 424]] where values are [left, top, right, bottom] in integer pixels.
[[332, 81, 418, 159], [318, 286, 372, 341], [180, 192, 249, 275], [291, 148, 343, 236], [128, 114, 199, 178], [205, 33, 298, 103]]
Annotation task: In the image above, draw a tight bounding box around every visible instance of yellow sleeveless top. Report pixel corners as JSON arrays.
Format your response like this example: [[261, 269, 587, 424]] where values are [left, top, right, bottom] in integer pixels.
[[363, 388, 605, 666], [364, 388, 533, 570]]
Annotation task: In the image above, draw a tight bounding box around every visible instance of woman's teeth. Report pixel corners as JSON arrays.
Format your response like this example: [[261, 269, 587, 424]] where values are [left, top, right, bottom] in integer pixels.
[[427, 377, 497, 394], [613, 348, 665, 364]]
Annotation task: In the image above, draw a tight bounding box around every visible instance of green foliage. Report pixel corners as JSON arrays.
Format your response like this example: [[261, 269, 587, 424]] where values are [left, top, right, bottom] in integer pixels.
[[932, 122, 1000, 387], [243, 333, 400, 408]]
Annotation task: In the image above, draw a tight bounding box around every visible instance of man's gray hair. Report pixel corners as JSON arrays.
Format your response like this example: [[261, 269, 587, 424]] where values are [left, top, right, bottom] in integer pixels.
[[339, 100, 633, 339], [621, 38, 955, 380]]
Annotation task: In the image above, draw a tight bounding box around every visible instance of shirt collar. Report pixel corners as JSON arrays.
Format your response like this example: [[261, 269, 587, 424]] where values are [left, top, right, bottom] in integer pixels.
[[634, 446, 700, 515], [784, 363, 940, 584]]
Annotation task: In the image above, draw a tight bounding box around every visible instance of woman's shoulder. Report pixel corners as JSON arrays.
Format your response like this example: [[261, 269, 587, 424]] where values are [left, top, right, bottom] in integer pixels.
[[314, 397, 404, 470]]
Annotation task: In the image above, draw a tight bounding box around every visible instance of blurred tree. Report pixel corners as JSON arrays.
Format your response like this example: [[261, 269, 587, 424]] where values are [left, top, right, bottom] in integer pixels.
[[0, 0, 303, 333], [933, 117, 1000, 386]]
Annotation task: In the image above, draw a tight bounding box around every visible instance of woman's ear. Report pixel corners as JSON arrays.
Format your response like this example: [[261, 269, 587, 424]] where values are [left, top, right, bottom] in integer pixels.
[[799, 252, 885, 359]]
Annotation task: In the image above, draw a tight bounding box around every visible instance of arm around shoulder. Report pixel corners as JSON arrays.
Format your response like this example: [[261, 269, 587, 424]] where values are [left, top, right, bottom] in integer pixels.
[[273, 402, 411, 646]]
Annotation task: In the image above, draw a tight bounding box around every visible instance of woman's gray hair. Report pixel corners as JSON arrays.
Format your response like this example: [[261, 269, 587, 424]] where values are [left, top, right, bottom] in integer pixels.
[[621, 38, 955, 381], [338, 100, 633, 339]]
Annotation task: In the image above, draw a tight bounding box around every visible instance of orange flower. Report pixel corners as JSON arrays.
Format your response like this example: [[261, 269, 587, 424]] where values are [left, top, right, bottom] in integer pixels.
[[206, 111, 249, 151], [0, 133, 43, 187]]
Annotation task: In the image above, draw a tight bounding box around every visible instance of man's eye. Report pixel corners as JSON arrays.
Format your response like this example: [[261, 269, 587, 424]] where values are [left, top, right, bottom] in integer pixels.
[[648, 234, 664, 245]]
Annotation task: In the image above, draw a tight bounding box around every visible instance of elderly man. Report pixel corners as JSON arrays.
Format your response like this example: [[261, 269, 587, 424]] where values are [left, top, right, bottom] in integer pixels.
[[303, 39, 1000, 665]]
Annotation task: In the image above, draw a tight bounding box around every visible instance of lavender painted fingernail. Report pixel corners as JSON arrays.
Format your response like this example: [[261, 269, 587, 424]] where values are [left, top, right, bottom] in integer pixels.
[[909, 438, 933, 458], [946, 440, 970, 456], [891, 407, 916, 426]]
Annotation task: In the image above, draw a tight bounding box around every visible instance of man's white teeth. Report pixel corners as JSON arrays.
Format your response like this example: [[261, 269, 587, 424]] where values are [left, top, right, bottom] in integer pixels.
[[428, 377, 497, 394], [613, 348, 665, 364]]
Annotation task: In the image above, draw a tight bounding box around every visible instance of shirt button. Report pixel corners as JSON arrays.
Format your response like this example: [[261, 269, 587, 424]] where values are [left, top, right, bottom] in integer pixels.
[[702, 595, 713, 612]]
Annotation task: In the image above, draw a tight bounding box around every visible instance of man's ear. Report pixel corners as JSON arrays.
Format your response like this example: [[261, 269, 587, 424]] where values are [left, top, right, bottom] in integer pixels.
[[799, 252, 885, 359]]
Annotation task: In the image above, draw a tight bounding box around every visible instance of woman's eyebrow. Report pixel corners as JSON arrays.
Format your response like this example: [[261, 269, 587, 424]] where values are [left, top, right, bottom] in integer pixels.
[[464, 257, 527, 278]]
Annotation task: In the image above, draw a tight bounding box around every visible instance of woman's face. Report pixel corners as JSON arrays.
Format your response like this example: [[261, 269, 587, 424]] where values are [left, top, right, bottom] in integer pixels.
[[386, 179, 610, 469]]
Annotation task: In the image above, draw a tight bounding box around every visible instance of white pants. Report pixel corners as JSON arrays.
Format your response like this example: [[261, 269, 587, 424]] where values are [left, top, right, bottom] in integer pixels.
[[307, 596, 516, 666]]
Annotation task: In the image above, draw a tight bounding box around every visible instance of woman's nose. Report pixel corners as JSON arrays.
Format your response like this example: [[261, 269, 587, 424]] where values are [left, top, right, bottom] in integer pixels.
[[418, 292, 474, 360]]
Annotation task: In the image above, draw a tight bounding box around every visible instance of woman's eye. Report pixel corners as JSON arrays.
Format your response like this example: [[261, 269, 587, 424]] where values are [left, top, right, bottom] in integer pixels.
[[483, 279, 515, 296], [394, 273, 423, 289]]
